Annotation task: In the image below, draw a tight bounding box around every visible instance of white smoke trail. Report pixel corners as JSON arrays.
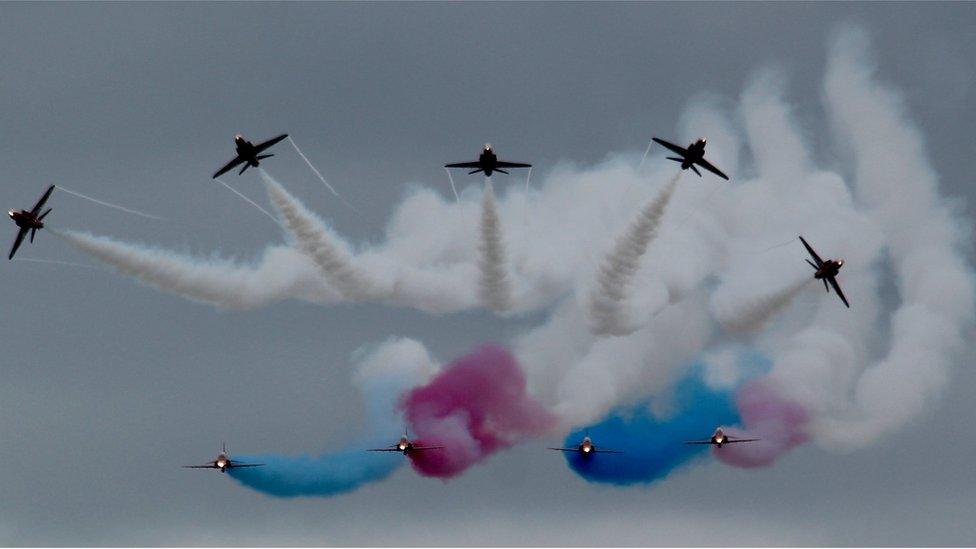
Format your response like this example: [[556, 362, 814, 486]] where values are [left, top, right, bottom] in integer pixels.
[[711, 277, 810, 334], [215, 178, 281, 227], [55, 185, 162, 220], [478, 180, 513, 312], [443, 168, 460, 203], [524, 167, 533, 192], [261, 170, 380, 301], [51, 229, 338, 308], [586, 173, 681, 336], [791, 27, 975, 450]]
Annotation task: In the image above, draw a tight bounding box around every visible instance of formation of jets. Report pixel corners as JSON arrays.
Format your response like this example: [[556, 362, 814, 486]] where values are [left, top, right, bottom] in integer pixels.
[[182, 443, 264, 473], [4, 132, 850, 470]]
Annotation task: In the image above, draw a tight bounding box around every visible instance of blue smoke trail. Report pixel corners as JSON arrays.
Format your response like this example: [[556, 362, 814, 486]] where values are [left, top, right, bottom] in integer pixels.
[[562, 354, 768, 485], [227, 344, 425, 498]]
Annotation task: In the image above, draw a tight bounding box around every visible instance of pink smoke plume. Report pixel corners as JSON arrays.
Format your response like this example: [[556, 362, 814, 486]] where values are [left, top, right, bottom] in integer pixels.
[[715, 380, 809, 468], [400, 344, 556, 478]]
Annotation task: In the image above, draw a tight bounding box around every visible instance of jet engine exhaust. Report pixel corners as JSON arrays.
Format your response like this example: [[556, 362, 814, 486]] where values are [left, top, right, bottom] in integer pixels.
[[478, 180, 513, 312], [261, 170, 379, 301], [586, 172, 680, 336]]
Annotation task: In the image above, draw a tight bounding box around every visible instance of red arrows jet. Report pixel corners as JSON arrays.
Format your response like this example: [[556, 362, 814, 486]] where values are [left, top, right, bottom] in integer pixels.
[[799, 235, 850, 308], [8, 184, 55, 260]]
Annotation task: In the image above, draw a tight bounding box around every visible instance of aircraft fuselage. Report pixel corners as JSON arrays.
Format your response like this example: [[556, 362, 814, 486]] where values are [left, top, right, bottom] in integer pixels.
[[478, 146, 499, 176], [711, 428, 727, 448], [578, 437, 595, 458], [680, 139, 707, 169], [8, 210, 42, 230], [234, 135, 262, 168], [396, 436, 416, 455], [814, 259, 843, 280]]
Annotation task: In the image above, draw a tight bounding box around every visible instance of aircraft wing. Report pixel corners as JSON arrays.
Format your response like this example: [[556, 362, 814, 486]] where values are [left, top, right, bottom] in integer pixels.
[[798, 236, 825, 267], [495, 160, 532, 168], [682, 440, 714, 445], [828, 276, 850, 308], [593, 449, 623, 454], [366, 447, 401, 452], [652, 137, 688, 156], [213, 156, 245, 179], [725, 438, 760, 443], [695, 159, 729, 180], [445, 161, 482, 169], [254, 134, 288, 153], [547, 447, 579, 452], [182, 464, 216, 469], [30, 185, 56, 215], [8, 227, 29, 260], [411, 446, 444, 451], [228, 463, 265, 468]]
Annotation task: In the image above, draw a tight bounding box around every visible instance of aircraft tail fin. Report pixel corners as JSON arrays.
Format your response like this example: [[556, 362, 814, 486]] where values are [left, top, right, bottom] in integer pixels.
[[256, 154, 274, 160], [239, 163, 250, 176], [823, 278, 829, 292], [666, 156, 684, 163], [39, 208, 52, 221], [468, 168, 484, 175], [805, 259, 818, 270], [495, 168, 509, 175], [30, 227, 36, 243], [691, 165, 702, 177]]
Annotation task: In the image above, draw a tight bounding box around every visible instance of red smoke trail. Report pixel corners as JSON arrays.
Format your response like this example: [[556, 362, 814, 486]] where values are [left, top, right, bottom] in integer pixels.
[[715, 380, 809, 468], [400, 344, 555, 478]]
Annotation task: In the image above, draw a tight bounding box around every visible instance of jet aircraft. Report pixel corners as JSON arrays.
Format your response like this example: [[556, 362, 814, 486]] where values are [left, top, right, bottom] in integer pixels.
[[212, 133, 288, 178], [367, 433, 443, 455], [684, 427, 758, 448], [799, 235, 849, 308], [652, 137, 729, 180], [8, 184, 55, 260], [445, 144, 531, 177], [182, 442, 264, 473], [549, 434, 622, 458]]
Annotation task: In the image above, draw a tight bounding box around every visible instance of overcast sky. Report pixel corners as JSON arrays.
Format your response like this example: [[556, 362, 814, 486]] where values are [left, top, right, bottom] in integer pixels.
[[1, 3, 975, 546]]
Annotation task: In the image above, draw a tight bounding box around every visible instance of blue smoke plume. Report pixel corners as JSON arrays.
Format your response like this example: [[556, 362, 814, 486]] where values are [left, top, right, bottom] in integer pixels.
[[227, 339, 430, 497], [562, 355, 768, 485]]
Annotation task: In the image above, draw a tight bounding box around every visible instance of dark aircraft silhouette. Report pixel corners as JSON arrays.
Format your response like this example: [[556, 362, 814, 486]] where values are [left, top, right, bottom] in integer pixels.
[[367, 432, 443, 455], [7, 184, 55, 260], [652, 137, 729, 180], [445, 144, 532, 177], [799, 235, 849, 308], [683, 427, 758, 448], [212, 133, 288, 178], [182, 442, 264, 473], [549, 434, 622, 458]]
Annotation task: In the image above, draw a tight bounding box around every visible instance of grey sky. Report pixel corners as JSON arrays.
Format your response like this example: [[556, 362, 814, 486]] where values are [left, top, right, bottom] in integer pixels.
[[0, 3, 974, 545]]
